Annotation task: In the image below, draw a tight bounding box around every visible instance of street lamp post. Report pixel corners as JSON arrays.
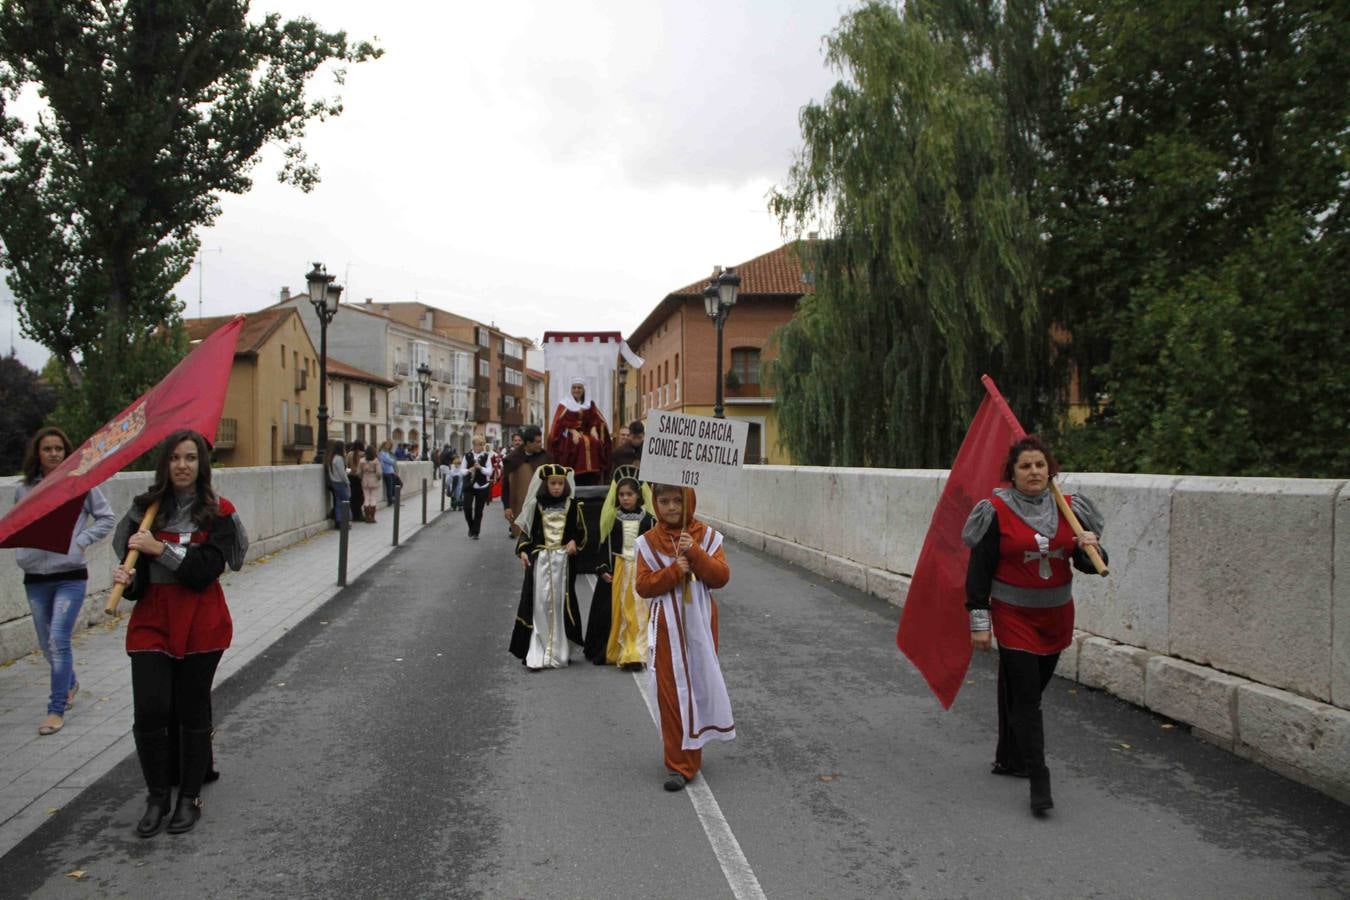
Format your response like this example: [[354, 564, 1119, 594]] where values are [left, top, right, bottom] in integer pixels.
[[306, 262, 341, 463], [429, 397, 440, 463], [417, 363, 432, 460], [702, 266, 741, 419]]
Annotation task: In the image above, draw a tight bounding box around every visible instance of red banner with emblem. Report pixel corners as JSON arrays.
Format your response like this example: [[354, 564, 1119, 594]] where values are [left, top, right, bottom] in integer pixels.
[[0, 316, 244, 552], [896, 375, 1027, 709]]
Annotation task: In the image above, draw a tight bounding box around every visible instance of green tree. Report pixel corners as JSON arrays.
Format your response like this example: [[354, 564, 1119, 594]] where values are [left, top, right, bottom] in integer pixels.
[[768, 1, 1055, 467], [1044, 0, 1350, 476], [0, 352, 56, 473], [0, 1, 379, 442]]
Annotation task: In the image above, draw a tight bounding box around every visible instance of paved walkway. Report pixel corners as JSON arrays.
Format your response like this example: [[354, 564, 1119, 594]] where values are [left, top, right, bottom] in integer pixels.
[[0, 489, 452, 856]]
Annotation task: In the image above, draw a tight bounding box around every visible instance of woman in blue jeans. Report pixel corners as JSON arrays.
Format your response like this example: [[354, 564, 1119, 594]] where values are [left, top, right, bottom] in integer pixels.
[[14, 426, 116, 736]]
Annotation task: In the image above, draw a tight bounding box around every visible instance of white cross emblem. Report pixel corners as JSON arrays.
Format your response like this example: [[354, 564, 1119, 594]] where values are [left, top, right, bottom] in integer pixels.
[[1023, 533, 1065, 580]]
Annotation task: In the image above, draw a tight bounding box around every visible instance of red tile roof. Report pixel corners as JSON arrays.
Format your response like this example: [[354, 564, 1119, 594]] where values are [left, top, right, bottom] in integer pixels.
[[668, 241, 818, 298], [185, 308, 300, 356], [628, 240, 816, 348], [325, 357, 397, 388]]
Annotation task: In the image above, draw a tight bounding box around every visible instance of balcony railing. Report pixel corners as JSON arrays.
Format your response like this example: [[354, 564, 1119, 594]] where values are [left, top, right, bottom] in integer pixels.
[[215, 418, 237, 449], [285, 424, 315, 448]]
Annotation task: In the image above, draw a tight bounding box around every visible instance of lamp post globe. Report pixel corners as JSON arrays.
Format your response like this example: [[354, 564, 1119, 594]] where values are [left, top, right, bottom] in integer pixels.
[[417, 363, 432, 461], [703, 270, 740, 420], [306, 263, 340, 463]]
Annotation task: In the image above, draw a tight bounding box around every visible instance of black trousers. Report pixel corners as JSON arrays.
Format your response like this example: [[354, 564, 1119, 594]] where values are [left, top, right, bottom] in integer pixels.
[[132, 650, 222, 796], [995, 647, 1060, 774], [463, 487, 489, 535]]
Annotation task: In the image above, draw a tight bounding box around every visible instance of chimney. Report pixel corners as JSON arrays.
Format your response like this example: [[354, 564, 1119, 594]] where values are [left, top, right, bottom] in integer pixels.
[[280, 286, 290, 302]]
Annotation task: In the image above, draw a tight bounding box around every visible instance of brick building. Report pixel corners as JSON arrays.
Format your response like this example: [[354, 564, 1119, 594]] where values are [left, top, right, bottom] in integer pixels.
[[627, 240, 814, 464]]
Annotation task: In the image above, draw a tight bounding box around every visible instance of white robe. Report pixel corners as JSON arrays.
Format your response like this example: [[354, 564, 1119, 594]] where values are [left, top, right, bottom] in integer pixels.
[[637, 528, 736, 750]]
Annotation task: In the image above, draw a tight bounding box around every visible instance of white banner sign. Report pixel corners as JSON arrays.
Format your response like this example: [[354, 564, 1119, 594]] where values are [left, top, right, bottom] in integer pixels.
[[640, 411, 748, 492]]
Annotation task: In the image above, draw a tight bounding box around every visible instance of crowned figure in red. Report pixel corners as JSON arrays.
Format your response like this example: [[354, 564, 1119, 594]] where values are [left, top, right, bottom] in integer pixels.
[[547, 378, 611, 486]]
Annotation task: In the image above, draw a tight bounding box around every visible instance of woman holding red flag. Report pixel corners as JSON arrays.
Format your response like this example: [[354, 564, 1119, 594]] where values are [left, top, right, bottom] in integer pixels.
[[112, 430, 247, 837], [963, 435, 1105, 815], [13, 426, 116, 737]]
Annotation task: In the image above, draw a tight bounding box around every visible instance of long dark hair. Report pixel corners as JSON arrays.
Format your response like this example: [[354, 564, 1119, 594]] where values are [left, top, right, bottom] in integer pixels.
[[21, 426, 73, 484], [133, 430, 220, 530]]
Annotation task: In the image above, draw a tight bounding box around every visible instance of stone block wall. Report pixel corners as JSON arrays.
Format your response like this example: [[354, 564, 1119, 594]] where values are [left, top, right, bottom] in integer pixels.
[[701, 465, 1350, 802], [0, 462, 432, 667]]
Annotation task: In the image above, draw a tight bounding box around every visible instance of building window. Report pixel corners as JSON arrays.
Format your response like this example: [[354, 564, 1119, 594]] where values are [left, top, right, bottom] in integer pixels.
[[501, 338, 523, 359], [500, 367, 523, 387], [478, 358, 490, 378], [356, 423, 366, 444], [369, 387, 378, 414], [664, 360, 669, 385], [731, 347, 761, 385], [477, 328, 490, 348], [343, 383, 352, 413], [293, 350, 299, 372], [281, 344, 286, 368], [674, 353, 679, 378]]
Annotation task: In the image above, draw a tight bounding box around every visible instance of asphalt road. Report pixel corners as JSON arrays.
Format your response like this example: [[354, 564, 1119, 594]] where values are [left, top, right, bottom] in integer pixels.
[[2, 513, 1349, 898]]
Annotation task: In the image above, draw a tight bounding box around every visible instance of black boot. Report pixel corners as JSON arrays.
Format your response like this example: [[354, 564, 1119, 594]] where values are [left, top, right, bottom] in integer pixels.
[[167, 727, 212, 834], [132, 727, 171, 838], [1029, 766, 1054, 814]]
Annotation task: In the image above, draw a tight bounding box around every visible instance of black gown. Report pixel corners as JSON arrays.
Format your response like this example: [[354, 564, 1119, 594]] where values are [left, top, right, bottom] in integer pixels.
[[583, 511, 656, 664], [508, 499, 587, 661]]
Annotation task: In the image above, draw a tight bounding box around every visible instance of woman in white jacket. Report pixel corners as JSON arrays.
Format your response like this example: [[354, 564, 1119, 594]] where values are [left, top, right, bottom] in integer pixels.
[[13, 426, 115, 735]]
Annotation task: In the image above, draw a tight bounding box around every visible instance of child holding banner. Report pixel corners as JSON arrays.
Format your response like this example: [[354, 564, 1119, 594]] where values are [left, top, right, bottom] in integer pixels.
[[583, 465, 656, 668], [508, 464, 586, 670], [634, 484, 735, 791]]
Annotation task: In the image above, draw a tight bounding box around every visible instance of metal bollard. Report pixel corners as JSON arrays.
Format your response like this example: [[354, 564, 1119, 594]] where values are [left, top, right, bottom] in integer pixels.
[[337, 501, 350, 586], [422, 478, 428, 524], [393, 484, 401, 547]]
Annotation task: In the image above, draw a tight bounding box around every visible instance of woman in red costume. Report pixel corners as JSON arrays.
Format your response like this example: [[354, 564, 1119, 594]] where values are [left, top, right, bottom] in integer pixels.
[[112, 430, 247, 837], [963, 435, 1106, 816], [548, 378, 610, 485]]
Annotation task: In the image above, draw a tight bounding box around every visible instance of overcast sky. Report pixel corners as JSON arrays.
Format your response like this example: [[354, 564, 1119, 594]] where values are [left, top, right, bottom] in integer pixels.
[[2, 0, 847, 370]]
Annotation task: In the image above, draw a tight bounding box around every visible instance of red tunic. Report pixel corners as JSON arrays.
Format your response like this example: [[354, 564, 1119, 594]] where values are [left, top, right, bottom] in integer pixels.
[[548, 403, 610, 477], [989, 494, 1076, 655], [125, 500, 235, 658]]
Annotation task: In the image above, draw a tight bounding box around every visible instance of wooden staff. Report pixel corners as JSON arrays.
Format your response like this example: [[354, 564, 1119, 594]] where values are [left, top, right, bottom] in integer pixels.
[[1049, 483, 1108, 576], [105, 500, 159, 615]]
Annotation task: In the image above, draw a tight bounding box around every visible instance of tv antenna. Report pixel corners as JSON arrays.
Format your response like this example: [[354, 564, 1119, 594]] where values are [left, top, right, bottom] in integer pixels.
[[195, 247, 223, 318]]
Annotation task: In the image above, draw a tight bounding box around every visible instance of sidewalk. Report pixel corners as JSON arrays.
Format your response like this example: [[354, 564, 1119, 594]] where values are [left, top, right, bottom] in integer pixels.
[[0, 489, 452, 856]]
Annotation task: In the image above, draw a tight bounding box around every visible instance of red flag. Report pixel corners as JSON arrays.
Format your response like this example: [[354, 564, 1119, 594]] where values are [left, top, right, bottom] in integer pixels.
[[896, 375, 1026, 708], [0, 316, 245, 552]]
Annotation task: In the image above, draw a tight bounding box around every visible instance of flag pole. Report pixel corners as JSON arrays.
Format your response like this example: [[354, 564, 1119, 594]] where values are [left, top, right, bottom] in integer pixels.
[[105, 501, 160, 615], [1049, 484, 1108, 575]]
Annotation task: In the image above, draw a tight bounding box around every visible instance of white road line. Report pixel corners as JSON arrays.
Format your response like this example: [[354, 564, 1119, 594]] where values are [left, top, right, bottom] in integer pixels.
[[580, 575, 767, 900], [630, 670, 767, 900]]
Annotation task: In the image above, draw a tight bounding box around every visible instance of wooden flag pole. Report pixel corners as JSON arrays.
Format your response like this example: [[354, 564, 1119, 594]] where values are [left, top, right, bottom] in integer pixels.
[[105, 500, 160, 615], [1049, 484, 1108, 576]]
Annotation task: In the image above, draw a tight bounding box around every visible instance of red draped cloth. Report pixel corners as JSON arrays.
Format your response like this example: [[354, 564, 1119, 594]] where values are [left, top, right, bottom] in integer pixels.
[[548, 403, 610, 479]]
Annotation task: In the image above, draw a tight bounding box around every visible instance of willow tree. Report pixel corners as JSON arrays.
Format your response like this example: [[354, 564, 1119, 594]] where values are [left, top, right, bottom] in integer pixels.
[[768, 1, 1055, 468], [0, 1, 380, 440]]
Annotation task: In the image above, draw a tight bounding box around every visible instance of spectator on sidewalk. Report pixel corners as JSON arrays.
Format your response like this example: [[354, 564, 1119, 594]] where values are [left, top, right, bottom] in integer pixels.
[[112, 429, 248, 837], [326, 441, 350, 526], [378, 440, 398, 504], [345, 440, 367, 523], [357, 445, 383, 524], [13, 426, 116, 737]]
